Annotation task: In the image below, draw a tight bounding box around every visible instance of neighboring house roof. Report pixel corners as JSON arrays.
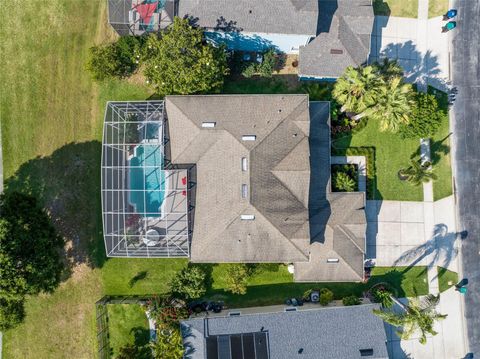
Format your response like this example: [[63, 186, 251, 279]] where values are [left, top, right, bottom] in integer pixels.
[[181, 304, 389, 359], [177, 0, 319, 35], [165, 95, 313, 262], [299, 0, 375, 78]]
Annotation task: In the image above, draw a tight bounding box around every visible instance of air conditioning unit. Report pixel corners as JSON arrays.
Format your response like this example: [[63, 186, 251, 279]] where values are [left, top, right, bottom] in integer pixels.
[[310, 291, 320, 303]]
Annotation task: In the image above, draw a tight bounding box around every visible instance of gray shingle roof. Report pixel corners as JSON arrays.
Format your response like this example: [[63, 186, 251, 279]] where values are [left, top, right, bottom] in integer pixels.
[[181, 304, 389, 359], [165, 97, 365, 278], [178, 0, 319, 35], [299, 0, 375, 78], [165, 95, 312, 262]]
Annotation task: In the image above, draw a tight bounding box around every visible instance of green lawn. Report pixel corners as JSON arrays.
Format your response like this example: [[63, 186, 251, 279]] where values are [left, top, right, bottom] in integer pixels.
[[428, 87, 453, 200], [107, 304, 150, 358], [429, 0, 449, 18], [373, 0, 418, 18], [437, 267, 458, 292], [333, 119, 424, 201]]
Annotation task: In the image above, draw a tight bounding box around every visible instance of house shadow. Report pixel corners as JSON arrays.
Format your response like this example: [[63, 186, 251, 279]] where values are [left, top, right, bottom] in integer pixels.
[[393, 223, 460, 278], [4, 141, 106, 280], [308, 102, 332, 243]]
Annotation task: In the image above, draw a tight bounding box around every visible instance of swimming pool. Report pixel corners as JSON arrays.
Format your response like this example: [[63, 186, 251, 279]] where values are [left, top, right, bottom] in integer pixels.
[[128, 144, 165, 217]]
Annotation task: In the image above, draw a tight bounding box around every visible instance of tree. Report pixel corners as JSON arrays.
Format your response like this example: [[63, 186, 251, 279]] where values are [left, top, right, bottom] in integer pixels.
[[399, 92, 444, 139], [224, 264, 250, 295], [169, 266, 206, 300], [332, 65, 382, 115], [373, 58, 404, 80], [0, 297, 25, 331], [332, 171, 356, 192], [373, 294, 447, 344], [0, 192, 64, 330], [364, 76, 415, 132], [86, 36, 141, 80], [399, 159, 438, 186], [143, 17, 229, 95]]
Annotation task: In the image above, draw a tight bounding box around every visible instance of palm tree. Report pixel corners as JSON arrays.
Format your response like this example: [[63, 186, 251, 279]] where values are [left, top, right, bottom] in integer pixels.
[[373, 58, 404, 80], [333, 171, 356, 192], [332, 65, 382, 115], [364, 76, 415, 132], [399, 159, 438, 186], [373, 294, 447, 344]]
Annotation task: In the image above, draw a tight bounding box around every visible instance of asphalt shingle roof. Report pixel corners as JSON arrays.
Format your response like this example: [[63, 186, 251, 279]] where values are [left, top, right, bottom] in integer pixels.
[[299, 0, 375, 78], [182, 304, 389, 359], [178, 0, 319, 35]]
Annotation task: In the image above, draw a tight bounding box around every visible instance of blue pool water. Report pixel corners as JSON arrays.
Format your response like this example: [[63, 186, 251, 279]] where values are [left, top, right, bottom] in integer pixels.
[[129, 145, 165, 217]]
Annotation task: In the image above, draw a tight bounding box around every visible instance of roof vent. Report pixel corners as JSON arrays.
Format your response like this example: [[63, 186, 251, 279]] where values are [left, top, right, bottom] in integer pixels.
[[241, 214, 255, 220], [242, 135, 256, 141], [360, 349, 374, 357], [327, 258, 339, 263], [242, 184, 248, 198], [201, 122, 216, 128], [241, 157, 248, 171], [330, 49, 344, 54]]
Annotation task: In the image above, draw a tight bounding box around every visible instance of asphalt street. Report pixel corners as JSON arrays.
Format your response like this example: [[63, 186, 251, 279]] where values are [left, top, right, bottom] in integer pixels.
[[451, 0, 480, 356]]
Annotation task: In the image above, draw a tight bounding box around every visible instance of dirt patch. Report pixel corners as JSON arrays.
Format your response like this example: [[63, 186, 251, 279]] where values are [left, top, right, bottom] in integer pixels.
[[275, 54, 299, 75]]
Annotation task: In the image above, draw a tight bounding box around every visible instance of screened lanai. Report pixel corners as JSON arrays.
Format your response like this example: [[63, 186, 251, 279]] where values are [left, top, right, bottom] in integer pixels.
[[102, 101, 189, 258], [107, 0, 175, 36]]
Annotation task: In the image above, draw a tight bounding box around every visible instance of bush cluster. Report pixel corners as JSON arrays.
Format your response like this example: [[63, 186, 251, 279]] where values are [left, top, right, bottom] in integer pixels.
[[169, 265, 207, 300], [319, 288, 334, 306], [342, 295, 361, 306], [238, 48, 279, 78], [86, 35, 142, 80]]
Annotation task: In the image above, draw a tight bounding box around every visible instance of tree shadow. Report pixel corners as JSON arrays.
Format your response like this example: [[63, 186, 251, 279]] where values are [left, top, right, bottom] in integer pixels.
[[371, 38, 450, 92], [393, 224, 460, 278], [4, 141, 106, 278], [130, 326, 153, 359], [410, 134, 451, 166], [129, 271, 148, 288]]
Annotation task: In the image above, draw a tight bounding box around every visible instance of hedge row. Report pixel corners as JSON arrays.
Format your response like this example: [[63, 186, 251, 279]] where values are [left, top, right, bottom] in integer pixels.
[[331, 146, 376, 199]]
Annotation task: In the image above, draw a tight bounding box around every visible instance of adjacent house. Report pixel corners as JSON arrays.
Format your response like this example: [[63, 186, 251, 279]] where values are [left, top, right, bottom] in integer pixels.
[[181, 304, 389, 359], [101, 95, 367, 282], [107, 0, 375, 79]]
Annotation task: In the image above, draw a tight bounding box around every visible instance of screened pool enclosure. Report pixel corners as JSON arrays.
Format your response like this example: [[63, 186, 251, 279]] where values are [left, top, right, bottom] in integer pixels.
[[102, 101, 189, 257], [107, 0, 174, 36]]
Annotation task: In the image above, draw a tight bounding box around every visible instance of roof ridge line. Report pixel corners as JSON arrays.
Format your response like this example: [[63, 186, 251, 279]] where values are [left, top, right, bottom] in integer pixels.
[[337, 224, 364, 254], [330, 246, 363, 280]]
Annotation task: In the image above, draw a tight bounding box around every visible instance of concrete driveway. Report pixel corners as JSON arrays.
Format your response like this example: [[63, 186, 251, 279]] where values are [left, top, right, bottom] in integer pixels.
[[366, 197, 459, 272], [370, 15, 450, 91]]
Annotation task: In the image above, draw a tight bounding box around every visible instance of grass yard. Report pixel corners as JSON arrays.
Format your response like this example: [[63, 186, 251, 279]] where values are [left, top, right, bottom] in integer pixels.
[[429, 0, 449, 18], [429, 86, 453, 200], [437, 267, 459, 292], [332, 120, 424, 201], [206, 265, 428, 307], [107, 304, 150, 358], [373, 0, 418, 18]]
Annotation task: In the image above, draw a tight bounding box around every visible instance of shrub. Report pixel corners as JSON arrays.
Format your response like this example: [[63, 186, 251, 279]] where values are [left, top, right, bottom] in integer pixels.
[[143, 18, 229, 95], [342, 295, 361, 306], [319, 288, 334, 306], [169, 266, 206, 300], [302, 289, 313, 302], [151, 328, 184, 359], [399, 92, 444, 139], [256, 48, 277, 77], [331, 147, 376, 199], [372, 287, 394, 308], [241, 63, 257, 78], [332, 171, 356, 192], [86, 36, 141, 80], [224, 264, 250, 295]]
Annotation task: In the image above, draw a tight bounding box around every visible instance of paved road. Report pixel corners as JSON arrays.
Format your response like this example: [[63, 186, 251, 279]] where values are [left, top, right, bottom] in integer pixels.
[[451, 0, 480, 355]]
